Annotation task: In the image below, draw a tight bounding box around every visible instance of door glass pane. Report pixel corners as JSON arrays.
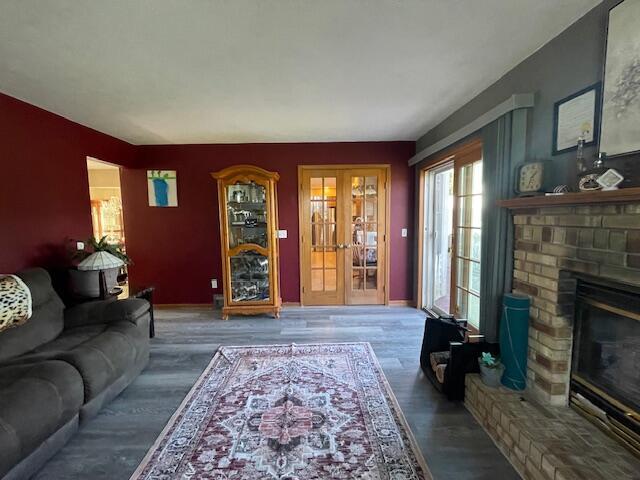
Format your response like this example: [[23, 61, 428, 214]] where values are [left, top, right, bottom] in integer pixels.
[[366, 224, 377, 246], [365, 200, 377, 222], [353, 247, 364, 267], [425, 166, 454, 314], [468, 293, 480, 328], [365, 248, 377, 267], [311, 224, 324, 246], [229, 250, 269, 301], [352, 222, 364, 246], [226, 182, 267, 249], [352, 177, 364, 198], [352, 269, 364, 290], [324, 177, 337, 200], [470, 261, 481, 294], [311, 201, 323, 222], [366, 269, 377, 289], [457, 227, 481, 261], [325, 202, 336, 222], [470, 229, 481, 261], [310, 177, 323, 199], [325, 224, 336, 246], [365, 176, 377, 197]]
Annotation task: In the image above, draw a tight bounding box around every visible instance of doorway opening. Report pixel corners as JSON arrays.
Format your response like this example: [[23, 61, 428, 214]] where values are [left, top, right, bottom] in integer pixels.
[[86, 157, 128, 293]]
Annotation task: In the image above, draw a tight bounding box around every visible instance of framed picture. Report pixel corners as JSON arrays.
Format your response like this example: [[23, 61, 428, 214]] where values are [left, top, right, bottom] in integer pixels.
[[600, 0, 640, 157], [552, 83, 601, 155], [147, 170, 178, 207]]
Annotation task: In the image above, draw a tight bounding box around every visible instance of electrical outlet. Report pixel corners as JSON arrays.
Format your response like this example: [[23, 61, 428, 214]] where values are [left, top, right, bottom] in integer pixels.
[[401, 228, 408, 238], [211, 279, 218, 289], [76, 241, 85, 250], [277, 229, 288, 239]]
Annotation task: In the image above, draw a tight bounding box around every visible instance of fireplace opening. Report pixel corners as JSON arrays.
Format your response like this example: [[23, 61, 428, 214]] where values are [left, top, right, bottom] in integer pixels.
[[571, 276, 640, 456]]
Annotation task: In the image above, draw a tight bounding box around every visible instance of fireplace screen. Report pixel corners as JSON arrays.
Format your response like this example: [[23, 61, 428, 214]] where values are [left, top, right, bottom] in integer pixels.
[[572, 278, 640, 454], [573, 297, 640, 414]]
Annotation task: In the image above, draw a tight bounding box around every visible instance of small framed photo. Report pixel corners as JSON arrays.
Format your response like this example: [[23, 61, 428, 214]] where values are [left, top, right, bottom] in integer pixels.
[[596, 168, 624, 190], [552, 83, 601, 155]]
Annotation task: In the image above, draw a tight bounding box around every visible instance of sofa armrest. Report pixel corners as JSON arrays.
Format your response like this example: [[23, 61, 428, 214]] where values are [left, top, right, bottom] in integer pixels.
[[64, 298, 150, 329]]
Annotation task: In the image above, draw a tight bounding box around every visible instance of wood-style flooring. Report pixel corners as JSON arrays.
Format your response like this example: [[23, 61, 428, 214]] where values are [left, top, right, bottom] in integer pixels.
[[34, 306, 518, 480]]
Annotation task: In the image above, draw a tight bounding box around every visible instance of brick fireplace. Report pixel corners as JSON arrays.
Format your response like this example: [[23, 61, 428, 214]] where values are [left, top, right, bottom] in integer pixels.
[[462, 189, 640, 479], [508, 200, 640, 406]]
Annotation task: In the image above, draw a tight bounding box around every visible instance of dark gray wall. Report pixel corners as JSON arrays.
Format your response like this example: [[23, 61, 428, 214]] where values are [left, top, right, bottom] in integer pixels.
[[415, 0, 639, 187]]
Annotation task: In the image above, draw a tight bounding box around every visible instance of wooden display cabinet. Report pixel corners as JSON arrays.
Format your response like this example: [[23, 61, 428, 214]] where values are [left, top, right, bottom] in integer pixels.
[[211, 165, 281, 319]]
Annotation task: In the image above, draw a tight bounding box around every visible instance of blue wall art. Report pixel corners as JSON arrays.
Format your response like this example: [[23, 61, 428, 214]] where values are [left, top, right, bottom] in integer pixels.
[[147, 170, 178, 207]]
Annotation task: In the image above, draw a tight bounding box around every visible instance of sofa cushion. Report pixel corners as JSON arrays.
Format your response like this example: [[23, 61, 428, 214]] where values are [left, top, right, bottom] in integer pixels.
[[31, 320, 148, 402], [0, 360, 84, 478], [0, 269, 64, 362]]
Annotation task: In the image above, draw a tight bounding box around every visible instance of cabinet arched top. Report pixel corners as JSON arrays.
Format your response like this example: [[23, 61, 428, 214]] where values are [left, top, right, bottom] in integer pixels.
[[211, 165, 280, 183]]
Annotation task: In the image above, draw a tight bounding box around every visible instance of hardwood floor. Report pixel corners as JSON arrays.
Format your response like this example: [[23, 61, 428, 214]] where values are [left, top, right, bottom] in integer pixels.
[[34, 306, 518, 480]]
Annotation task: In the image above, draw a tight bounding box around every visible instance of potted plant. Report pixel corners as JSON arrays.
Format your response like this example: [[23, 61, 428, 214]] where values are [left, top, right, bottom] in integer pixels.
[[69, 236, 131, 297], [478, 352, 504, 388]]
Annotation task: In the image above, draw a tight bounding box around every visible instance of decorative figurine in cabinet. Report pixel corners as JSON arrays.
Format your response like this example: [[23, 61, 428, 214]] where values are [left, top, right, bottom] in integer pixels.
[[211, 165, 281, 319]]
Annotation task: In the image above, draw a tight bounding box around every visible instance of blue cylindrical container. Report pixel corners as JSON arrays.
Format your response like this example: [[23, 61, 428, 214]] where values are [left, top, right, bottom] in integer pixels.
[[500, 293, 530, 390]]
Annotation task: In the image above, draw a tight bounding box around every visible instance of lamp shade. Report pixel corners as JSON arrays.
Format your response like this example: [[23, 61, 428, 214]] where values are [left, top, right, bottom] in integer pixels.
[[77, 251, 124, 271]]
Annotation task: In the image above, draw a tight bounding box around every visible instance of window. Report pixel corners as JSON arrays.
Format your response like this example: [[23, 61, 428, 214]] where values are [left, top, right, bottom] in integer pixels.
[[420, 140, 483, 330]]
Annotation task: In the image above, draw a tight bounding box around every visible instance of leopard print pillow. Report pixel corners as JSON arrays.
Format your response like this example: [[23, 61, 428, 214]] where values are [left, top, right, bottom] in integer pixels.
[[0, 274, 33, 333]]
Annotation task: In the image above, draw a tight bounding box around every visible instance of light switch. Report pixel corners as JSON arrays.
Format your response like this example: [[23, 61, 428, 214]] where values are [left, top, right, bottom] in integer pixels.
[[278, 230, 288, 239], [76, 241, 85, 250], [401, 228, 408, 238], [211, 279, 218, 289]]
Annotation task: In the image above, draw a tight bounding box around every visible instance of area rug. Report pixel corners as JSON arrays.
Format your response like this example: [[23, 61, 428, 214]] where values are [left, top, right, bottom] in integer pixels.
[[131, 343, 432, 480]]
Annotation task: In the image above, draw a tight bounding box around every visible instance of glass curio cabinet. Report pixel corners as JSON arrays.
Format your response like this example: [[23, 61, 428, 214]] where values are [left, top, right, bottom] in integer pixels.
[[211, 165, 281, 319]]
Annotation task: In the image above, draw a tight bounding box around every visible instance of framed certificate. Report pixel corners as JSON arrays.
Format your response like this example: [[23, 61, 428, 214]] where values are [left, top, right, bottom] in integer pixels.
[[552, 83, 601, 155]]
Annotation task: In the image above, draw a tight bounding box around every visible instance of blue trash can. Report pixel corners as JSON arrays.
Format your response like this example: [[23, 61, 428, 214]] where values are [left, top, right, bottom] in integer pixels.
[[500, 293, 530, 390]]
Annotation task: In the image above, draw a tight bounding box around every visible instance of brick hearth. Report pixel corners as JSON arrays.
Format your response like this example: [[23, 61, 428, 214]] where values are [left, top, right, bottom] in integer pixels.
[[465, 375, 640, 480], [511, 202, 640, 405]]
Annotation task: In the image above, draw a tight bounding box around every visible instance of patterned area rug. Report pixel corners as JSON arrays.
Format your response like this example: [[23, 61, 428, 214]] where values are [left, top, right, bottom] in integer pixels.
[[131, 343, 431, 480]]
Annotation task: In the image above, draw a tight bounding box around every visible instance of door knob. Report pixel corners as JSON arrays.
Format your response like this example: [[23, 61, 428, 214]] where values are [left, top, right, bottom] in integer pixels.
[[337, 243, 344, 249]]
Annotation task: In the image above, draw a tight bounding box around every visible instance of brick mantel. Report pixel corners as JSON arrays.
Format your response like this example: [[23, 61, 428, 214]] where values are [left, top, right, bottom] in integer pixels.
[[506, 202, 640, 405]]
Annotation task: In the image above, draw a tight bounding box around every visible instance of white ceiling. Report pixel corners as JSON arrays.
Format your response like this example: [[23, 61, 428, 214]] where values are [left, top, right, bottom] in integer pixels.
[[0, 0, 601, 145]]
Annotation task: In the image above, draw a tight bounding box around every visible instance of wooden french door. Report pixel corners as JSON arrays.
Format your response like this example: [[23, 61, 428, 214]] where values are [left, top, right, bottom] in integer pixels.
[[299, 166, 388, 305]]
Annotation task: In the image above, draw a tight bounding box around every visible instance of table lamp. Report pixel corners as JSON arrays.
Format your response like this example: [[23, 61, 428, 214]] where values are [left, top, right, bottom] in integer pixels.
[[78, 251, 124, 298]]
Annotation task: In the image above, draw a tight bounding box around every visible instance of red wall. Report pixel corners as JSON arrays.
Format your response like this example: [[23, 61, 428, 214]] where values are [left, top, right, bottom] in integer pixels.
[[122, 143, 415, 304], [0, 93, 136, 272]]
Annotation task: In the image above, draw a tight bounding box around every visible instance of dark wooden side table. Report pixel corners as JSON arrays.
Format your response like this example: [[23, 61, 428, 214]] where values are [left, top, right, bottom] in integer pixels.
[[131, 286, 156, 338]]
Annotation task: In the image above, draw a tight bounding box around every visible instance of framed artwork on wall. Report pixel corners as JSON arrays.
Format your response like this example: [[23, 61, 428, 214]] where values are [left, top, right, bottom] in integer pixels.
[[552, 83, 601, 155], [147, 170, 178, 207], [600, 0, 640, 157]]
